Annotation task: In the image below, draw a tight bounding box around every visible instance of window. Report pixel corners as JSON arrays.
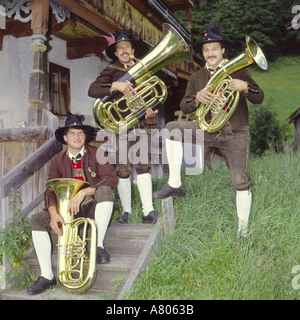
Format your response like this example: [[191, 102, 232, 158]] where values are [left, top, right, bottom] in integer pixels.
[[49, 63, 70, 116]]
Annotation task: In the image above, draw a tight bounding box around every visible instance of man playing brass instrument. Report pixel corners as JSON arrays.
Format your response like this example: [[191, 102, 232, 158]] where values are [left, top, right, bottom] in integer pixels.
[[26, 113, 118, 295], [88, 30, 159, 225], [153, 22, 264, 237]]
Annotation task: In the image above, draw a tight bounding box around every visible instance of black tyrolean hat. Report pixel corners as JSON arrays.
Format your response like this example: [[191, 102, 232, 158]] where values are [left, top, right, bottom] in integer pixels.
[[194, 22, 233, 53], [55, 113, 95, 145], [104, 29, 147, 61]]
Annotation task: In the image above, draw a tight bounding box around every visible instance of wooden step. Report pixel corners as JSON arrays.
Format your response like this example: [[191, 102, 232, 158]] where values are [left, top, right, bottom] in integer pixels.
[[0, 222, 156, 300]]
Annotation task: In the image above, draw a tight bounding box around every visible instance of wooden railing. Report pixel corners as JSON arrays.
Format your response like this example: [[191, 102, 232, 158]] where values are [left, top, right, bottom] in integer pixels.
[[1, 136, 61, 197], [0, 111, 61, 223], [1, 136, 62, 219]]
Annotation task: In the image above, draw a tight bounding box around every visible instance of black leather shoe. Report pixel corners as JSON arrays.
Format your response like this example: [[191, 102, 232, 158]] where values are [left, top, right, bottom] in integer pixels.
[[142, 210, 159, 224], [117, 212, 129, 224], [26, 276, 56, 295], [153, 183, 183, 199], [97, 247, 110, 264]]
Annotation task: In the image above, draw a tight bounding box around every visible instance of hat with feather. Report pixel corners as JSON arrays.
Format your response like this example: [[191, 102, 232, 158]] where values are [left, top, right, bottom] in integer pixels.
[[102, 29, 147, 61], [194, 22, 233, 53]]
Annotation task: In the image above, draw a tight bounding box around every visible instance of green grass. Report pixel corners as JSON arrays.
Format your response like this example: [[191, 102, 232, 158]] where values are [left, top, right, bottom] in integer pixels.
[[248, 56, 300, 138], [112, 56, 300, 300], [124, 146, 300, 300]]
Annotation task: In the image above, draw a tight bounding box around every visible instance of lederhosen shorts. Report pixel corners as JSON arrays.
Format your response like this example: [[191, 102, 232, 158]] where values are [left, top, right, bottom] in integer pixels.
[[165, 120, 251, 191], [115, 120, 155, 179]]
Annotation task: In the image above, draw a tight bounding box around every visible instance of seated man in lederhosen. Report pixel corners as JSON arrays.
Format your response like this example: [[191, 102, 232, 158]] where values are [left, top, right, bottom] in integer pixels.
[[26, 113, 118, 295]]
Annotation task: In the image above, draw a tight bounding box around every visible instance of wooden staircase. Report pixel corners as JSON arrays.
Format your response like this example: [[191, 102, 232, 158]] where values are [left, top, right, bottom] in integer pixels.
[[0, 223, 157, 300], [0, 198, 174, 300]]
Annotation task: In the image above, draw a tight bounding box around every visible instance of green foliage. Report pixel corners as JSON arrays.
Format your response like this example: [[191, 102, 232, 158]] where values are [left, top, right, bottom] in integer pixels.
[[175, 0, 300, 61], [249, 56, 300, 124], [247, 55, 299, 155], [0, 189, 36, 289], [249, 98, 283, 155]]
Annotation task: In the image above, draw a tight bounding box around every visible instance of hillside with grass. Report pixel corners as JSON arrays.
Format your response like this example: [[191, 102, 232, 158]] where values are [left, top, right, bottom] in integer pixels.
[[126, 146, 300, 300], [248, 56, 300, 140], [121, 56, 300, 300]]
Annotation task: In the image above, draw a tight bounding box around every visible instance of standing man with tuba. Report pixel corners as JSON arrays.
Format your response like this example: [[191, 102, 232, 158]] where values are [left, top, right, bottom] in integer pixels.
[[26, 113, 118, 295], [153, 22, 265, 237], [88, 30, 159, 225]]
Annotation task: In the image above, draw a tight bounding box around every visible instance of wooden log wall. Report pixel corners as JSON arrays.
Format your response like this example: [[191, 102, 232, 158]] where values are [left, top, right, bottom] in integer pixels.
[[293, 119, 300, 151], [0, 130, 48, 226], [0, 110, 60, 228]]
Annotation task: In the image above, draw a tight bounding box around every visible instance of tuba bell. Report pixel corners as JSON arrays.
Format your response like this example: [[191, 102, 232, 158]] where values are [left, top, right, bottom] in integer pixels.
[[46, 178, 97, 293], [93, 23, 192, 133], [196, 36, 268, 133]]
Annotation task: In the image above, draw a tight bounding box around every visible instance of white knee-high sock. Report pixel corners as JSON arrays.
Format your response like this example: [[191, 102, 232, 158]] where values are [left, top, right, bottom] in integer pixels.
[[94, 201, 113, 248], [117, 177, 132, 214], [32, 231, 54, 280], [136, 173, 154, 216], [165, 139, 183, 188], [236, 189, 252, 237]]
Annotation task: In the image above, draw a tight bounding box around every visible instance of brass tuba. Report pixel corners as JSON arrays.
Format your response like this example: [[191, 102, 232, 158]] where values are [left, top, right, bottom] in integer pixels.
[[93, 23, 192, 133], [196, 36, 268, 132], [46, 178, 97, 293]]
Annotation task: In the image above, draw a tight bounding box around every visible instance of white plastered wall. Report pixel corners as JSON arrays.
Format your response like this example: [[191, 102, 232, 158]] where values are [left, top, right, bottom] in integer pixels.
[[0, 34, 109, 129], [47, 35, 109, 126], [0, 35, 32, 128]]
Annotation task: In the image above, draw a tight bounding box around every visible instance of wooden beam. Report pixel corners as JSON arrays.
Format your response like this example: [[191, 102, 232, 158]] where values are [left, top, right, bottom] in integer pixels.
[[31, 0, 50, 35], [2, 19, 32, 38], [163, 0, 194, 11], [50, 16, 77, 34], [28, 0, 50, 124], [185, 7, 192, 34], [95, 0, 163, 45], [0, 29, 3, 51], [60, 0, 162, 44], [126, 0, 163, 29], [176, 68, 191, 80], [0, 127, 48, 141], [67, 36, 107, 59], [20, 192, 44, 220], [28, 35, 47, 107], [59, 0, 119, 33]]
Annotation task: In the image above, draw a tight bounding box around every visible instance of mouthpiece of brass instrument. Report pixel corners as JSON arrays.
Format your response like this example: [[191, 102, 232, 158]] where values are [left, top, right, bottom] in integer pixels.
[[130, 54, 138, 62]]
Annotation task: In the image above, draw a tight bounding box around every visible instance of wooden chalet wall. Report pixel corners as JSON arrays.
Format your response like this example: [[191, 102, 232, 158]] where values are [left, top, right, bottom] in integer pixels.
[[0, 0, 195, 287], [289, 108, 300, 151], [0, 130, 48, 221], [0, 0, 195, 222], [0, 0, 196, 127]]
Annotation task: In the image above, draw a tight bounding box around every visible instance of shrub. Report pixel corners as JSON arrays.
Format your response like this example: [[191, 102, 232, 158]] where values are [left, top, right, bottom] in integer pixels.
[[0, 189, 36, 289], [249, 99, 286, 156]]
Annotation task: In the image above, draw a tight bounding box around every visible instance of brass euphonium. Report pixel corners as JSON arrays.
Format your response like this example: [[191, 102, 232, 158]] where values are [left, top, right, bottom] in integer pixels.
[[46, 178, 97, 293], [196, 36, 268, 132], [93, 23, 192, 133]]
